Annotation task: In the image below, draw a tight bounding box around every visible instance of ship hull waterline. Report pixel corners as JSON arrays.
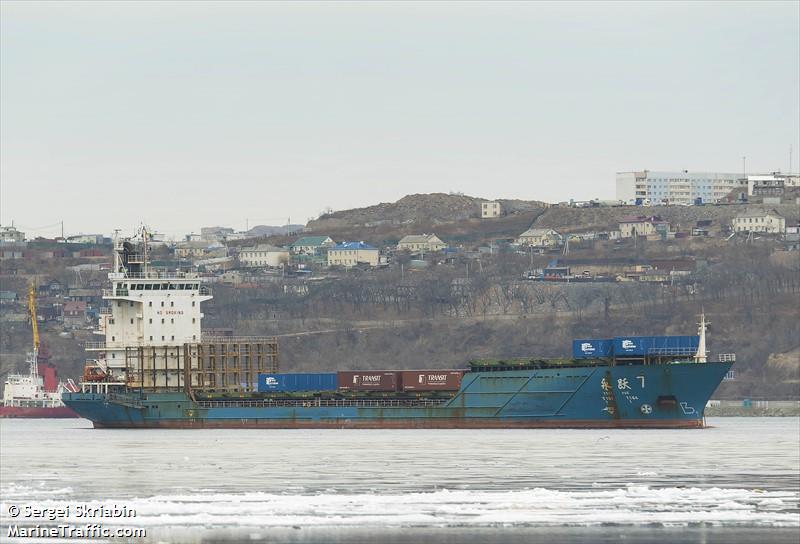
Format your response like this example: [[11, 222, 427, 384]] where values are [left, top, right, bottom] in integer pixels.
[[86, 418, 706, 429], [63, 362, 732, 430], [0, 406, 79, 418]]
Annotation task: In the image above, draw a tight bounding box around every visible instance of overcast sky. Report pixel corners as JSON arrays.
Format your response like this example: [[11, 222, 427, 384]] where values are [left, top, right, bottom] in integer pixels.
[[1, 1, 798, 238]]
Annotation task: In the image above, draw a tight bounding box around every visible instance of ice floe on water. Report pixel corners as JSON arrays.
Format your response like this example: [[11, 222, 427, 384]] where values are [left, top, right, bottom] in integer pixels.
[[2, 485, 798, 528]]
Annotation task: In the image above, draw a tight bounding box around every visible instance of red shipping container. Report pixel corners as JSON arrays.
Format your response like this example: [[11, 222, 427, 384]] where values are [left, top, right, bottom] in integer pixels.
[[400, 370, 463, 392], [337, 371, 398, 392]]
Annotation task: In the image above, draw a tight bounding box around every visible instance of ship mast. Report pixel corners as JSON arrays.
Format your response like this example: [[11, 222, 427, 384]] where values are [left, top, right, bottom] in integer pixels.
[[695, 311, 708, 363], [27, 283, 39, 377]]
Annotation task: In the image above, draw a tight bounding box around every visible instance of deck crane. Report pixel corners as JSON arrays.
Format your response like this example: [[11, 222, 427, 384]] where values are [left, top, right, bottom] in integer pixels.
[[27, 283, 39, 376]]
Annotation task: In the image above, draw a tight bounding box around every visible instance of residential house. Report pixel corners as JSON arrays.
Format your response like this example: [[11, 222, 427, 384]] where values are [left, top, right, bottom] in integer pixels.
[[516, 228, 562, 247], [327, 242, 380, 268], [732, 210, 786, 234], [0, 290, 18, 305], [39, 279, 63, 297], [0, 246, 24, 260], [66, 288, 103, 305], [174, 241, 210, 259], [481, 201, 502, 218], [62, 300, 87, 329], [397, 234, 447, 253], [290, 236, 335, 255], [618, 216, 670, 238], [239, 245, 290, 268]]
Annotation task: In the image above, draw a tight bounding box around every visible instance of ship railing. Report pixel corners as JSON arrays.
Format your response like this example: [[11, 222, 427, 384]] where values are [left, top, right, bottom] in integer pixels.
[[717, 353, 737, 362], [84, 341, 107, 350], [196, 398, 450, 409], [200, 335, 278, 344], [121, 271, 202, 280], [646, 347, 699, 356], [98, 307, 112, 315]]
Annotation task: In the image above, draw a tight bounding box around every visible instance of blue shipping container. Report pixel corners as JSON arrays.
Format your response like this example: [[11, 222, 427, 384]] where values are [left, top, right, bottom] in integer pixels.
[[572, 339, 614, 359], [613, 335, 700, 357], [257, 373, 338, 393]]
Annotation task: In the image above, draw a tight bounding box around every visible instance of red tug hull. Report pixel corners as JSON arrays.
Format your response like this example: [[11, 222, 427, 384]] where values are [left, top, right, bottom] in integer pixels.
[[0, 406, 79, 418]]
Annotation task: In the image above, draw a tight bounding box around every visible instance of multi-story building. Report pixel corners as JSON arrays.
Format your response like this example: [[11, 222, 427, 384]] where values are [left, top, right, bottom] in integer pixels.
[[397, 234, 447, 252], [732, 210, 785, 234], [1, 225, 25, 244], [327, 242, 379, 268], [616, 170, 744, 205], [239, 245, 290, 268], [747, 176, 785, 196], [481, 201, 502, 218]]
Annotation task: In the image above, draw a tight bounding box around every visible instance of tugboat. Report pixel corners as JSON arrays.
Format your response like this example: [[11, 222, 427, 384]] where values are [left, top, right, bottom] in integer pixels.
[[0, 285, 79, 418]]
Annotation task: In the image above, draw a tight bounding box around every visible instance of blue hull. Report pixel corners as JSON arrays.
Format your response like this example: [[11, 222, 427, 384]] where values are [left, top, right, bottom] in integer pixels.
[[63, 361, 732, 429]]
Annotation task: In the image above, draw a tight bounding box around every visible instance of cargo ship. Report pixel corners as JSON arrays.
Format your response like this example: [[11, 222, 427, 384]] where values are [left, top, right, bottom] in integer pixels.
[[1, 286, 79, 418], [63, 229, 734, 429]]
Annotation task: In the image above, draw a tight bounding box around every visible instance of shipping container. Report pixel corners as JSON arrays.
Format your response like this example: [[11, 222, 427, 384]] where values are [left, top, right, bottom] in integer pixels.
[[337, 371, 398, 392], [257, 373, 337, 393], [399, 370, 463, 392], [613, 335, 700, 357], [572, 339, 614, 359]]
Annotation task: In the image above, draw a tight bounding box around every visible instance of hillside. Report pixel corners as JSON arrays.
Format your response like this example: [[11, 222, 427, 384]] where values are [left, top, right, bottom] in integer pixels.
[[299, 193, 799, 247], [532, 203, 800, 234], [306, 193, 549, 231]]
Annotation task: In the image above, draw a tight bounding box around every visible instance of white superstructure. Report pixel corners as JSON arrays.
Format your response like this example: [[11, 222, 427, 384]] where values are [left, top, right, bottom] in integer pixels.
[[86, 228, 211, 386], [1, 351, 71, 409]]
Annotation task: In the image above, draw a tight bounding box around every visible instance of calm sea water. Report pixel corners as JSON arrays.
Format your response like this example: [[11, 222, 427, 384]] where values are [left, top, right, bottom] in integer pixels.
[[1, 418, 798, 543]]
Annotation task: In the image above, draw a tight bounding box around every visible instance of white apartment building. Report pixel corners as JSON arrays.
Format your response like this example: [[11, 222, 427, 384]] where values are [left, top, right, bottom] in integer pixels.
[[616, 170, 744, 205], [481, 201, 502, 218]]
